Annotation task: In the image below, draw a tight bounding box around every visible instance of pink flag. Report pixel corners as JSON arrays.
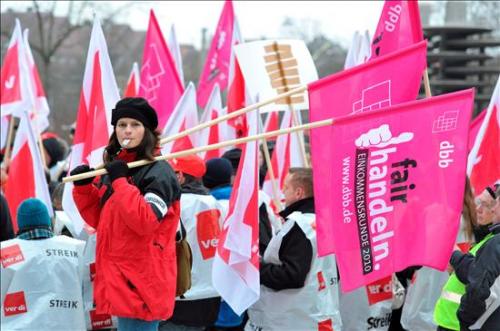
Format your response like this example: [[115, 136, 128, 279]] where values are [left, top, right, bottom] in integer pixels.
[[310, 41, 427, 256], [320, 89, 474, 291], [62, 17, 120, 236], [212, 109, 259, 314], [23, 29, 50, 134], [197, 0, 239, 108], [5, 111, 53, 232], [161, 83, 198, 155], [0, 19, 33, 118], [124, 62, 140, 97], [139, 10, 184, 131], [468, 77, 500, 195], [370, 0, 423, 59], [198, 84, 235, 160]]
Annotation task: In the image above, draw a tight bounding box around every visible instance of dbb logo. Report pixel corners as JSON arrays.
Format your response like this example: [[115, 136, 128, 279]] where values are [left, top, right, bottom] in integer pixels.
[[4, 291, 28, 316], [1, 244, 25, 268], [197, 209, 221, 260], [438, 141, 454, 168], [365, 276, 393, 305]]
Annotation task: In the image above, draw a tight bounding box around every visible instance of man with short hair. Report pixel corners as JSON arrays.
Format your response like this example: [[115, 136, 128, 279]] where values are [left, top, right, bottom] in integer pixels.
[[246, 168, 341, 331]]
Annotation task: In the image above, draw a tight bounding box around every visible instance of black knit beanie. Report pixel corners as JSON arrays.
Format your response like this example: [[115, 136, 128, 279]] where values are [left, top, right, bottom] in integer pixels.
[[111, 97, 158, 130], [222, 148, 242, 175], [203, 158, 233, 189], [42, 137, 68, 168]]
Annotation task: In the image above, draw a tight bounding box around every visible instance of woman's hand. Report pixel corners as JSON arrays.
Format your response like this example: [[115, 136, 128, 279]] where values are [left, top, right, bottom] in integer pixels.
[[70, 164, 95, 186], [105, 160, 129, 183]]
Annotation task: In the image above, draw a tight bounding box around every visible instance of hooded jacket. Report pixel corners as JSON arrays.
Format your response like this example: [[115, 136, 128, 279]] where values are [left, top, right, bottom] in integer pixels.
[[73, 149, 181, 321]]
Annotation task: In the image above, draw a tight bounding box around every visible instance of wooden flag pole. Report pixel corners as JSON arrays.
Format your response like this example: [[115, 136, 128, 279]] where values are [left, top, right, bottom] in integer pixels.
[[261, 137, 283, 212], [423, 68, 432, 98], [3, 116, 16, 167], [63, 117, 334, 183], [160, 85, 307, 145]]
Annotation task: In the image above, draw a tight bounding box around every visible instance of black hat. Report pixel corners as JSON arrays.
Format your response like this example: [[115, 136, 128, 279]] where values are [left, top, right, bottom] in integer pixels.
[[203, 158, 233, 189], [222, 148, 242, 175], [111, 97, 158, 130], [42, 137, 68, 168]]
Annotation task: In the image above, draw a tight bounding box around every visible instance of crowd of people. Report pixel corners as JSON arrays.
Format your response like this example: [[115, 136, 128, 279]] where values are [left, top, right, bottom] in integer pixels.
[[1, 97, 499, 331]]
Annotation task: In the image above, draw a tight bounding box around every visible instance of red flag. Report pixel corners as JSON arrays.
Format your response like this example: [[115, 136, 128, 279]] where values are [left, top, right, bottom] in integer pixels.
[[197, 0, 239, 108], [62, 17, 120, 236], [212, 109, 259, 314], [139, 10, 184, 131], [161, 83, 198, 155], [23, 29, 50, 133], [370, 0, 423, 59], [468, 77, 500, 194], [1, 19, 33, 118], [263, 111, 279, 138], [468, 109, 486, 152], [316, 89, 474, 291], [5, 111, 53, 231], [309, 41, 427, 256], [124, 62, 140, 97]]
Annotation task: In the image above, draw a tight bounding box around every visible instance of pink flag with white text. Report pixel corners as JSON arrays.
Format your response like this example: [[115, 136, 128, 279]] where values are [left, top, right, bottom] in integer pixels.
[[124, 62, 140, 97], [212, 109, 259, 314], [5, 111, 53, 232], [140, 10, 184, 131], [322, 89, 474, 292], [197, 0, 238, 108], [310, 41, 427, 256], [468, 76, 500, 195], [370, 0, 423, 59], [62, 17, 120, 237]]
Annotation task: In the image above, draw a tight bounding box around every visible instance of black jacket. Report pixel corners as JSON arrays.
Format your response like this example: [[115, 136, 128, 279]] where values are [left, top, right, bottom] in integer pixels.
[[456, 223, 500, 331], [260, 197, 314, 291], [1, 193, 15, 241]]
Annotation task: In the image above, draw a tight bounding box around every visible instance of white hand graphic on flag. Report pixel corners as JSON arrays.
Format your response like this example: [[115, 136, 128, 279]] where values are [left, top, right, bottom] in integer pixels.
[[355, 124, 413, 148]]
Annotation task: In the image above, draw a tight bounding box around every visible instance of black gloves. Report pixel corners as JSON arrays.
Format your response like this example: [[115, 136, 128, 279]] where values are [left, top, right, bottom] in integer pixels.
[[105, 160, 129, 183], [70, 164, 95, 186]]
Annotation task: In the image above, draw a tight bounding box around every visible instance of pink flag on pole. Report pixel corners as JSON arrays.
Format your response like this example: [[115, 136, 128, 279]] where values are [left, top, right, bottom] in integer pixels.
[[370, 0, 423, 59], [124, 62, 140, 97], [1, 19, 33, 118], [139, 10, 184, 131], [5, 111, 53, 232], [212, 109, 260, 314], [320, 89, 474, 292], [23, 29, 50, 134], [468, 77, 500, 194], [197, 0, 239, 108], [309, 41, 427, 256], [62, 17, 120, 237]]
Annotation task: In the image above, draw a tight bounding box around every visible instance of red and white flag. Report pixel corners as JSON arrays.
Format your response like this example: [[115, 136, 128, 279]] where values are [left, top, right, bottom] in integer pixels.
[[468, 76, 500, 194], [1, 116, 9, 150], [167, 24, 185, 88], [317, 89, 474, 291], [124, 62, 140, 97], [263, 111, 279, 138], [370, 0, 423, 59], [212, 109, 259, 315], [468, 108, 486, 153], [139, 10, 184, 131], [345, 30, 371, 69], [4, 111, 53, 232], [1, 19, 33, 118], [161, 82, 198, 155], [23, 29, 50, 134], [62, 17, 120, 236], [197, 0, 241, 108], [310, 41, 427, 256], [198, 84, 235, 160]]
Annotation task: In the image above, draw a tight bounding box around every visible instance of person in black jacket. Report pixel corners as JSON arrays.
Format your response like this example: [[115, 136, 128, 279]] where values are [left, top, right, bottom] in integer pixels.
[[453, 186, 500, 330], [1, 193, 15, 242]]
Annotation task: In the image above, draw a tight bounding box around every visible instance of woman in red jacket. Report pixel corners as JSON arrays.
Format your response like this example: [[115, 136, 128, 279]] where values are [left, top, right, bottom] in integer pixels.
[[70, 97, 181, 331]]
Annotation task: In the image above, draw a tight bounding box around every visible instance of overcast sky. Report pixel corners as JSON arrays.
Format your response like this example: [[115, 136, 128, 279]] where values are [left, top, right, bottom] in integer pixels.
[[1, 1, 387, 48]]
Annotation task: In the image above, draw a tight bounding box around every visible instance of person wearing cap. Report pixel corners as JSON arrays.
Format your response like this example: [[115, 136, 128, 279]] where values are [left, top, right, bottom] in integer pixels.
[[70, 97, 181, 331], [160, 154, 223, 331], [435, 186, 500, 331], [1, 198, 86, 330]]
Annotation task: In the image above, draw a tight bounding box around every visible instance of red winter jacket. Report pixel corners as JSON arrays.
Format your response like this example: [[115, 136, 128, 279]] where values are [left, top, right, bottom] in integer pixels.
[[73, 150, 181, 321]]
